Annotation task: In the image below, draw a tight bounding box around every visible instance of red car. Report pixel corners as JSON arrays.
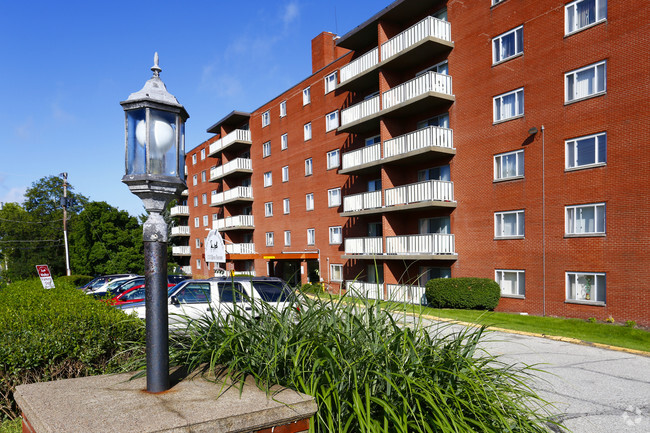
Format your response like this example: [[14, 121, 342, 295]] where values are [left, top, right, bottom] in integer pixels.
[[110, 283, 174, 306]]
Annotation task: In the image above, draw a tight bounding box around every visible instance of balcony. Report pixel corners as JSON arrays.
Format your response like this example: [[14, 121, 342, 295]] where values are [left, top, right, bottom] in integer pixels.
[[208, 129, 252, 157], [380, 16, 453, 69], [383, 180, 455, 211], [340, 143, 381, 173], [170, 226, 190, 237], [214, 215, 254, 231], [383, 126, 454, 163], [382, 71, 453, 116], [345, 281, 426, 305], [209, 158, 252, 181], [338, 47, 379, 91], [342, 190, 382, 214], [211, 186, 253, 206], [339, 95, 380, 133], [180, 265, 192, 275], [170, 205, 189, 217], [345, 281, 383, 300], [172, 246, 191, 256], [344, 237, 383, 255], [225, 243, 256, 255], [386, 234, 456, 259]]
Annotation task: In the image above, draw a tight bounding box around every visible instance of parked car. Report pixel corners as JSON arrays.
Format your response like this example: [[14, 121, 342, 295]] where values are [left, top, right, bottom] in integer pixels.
[[79, 274, 138, 292], [109, 283, 174, 306], [88, 276, 144, 298]]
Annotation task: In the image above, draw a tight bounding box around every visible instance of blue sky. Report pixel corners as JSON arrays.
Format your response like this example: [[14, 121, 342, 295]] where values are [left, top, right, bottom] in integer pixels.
[[0, 0, 385, 216]]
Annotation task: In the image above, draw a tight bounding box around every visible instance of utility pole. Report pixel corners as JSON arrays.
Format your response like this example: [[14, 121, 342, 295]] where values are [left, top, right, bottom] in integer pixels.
[[60, 173, 71, 276]]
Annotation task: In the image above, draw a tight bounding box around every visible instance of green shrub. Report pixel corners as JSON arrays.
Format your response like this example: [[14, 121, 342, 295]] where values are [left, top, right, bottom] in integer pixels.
[[57, 275, 94, 288], [625, 320, 636, 328], [0, 278, 144, 420], [300, 282, 324, 294], [426, 277, 501, 310]]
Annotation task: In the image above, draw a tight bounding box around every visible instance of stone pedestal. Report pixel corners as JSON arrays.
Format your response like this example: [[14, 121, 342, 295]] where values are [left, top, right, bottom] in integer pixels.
[[14, 372, 316, 433]]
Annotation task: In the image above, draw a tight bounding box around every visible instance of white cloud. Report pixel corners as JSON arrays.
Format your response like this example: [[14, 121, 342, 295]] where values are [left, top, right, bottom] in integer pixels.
[[0, 187, 26, 205], [14, 117, 35, 141], [282, 1, 300, 28], [200, 65, 243, 98]]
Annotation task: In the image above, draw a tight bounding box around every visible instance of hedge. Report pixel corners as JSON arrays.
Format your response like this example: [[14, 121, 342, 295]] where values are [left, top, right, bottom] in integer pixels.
[[425, 277, 501, 310]]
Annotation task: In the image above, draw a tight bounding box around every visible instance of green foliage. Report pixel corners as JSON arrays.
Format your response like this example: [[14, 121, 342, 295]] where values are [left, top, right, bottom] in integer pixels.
[[123, 296, 559, 432], [300, 282, 324, 294], [605, 316, 615, 323], [23, 175, 88, 215], [588, 317, 597, 323], [426, 278, 501, 310], [625, 320, 636, 328], [0, 278, 144, 419]]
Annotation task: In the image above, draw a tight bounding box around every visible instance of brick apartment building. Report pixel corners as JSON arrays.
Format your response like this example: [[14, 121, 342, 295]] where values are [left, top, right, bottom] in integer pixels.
[[173, 0, 650, 326]]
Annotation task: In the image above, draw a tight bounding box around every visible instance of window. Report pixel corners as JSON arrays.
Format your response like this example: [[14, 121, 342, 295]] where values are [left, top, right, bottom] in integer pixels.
[[282, 166, 289, 182], [284, 231, 291, 246], [419, 217, 450, 234], [495, 210, 525, 238], [281, 133, 288, 150], [203, 215, 208, 226], [202, 193, 207, 205], [493, 25, 523, 64], [566, 272, 606, 303], [280, 100, 287, 117], [494, 88, 524, 122], [195, 259, 201, 270], [418, 165, 450, 182], [192, 175, 197, 186], [194, 217, 199, 228], [566, 132, 606, 169], [262, 110, 270, 127], [495, 270, 525, 296], [264, 202, 273, 217], [329, 226, 342, 244], [328, 188, 341, 207], [195, 238, 201, 248], [326, 111, 339, 131], [327, 149, 340, 169], [565, 60, 606, 103], [417, 113, 449, 129], [324, 72, 337, 93], [305, 158, 313, 176], [200, 149, 205, 160], [283, 198, 290, 214], [306, 193, 314, 211], [192, 154, 197, 165], [416, 60, 448, 76], [304, 122, 312, 141], [266, 232, 274, 247], [494, 150, 524, 180], [566, 203, 605, 235], [365, 135, 380, 146], [330, 264, 343, 282], [264, 171, 272, 187], [368, 222, 382, 237], [565, 0, 607, 35], [201, 171, 206, 182], [193, 196, 198, 207], [307, 228, 315, 245], [262, 141, 271, 158], [492, 0, 506, 6], [303, 87, 311, 105]]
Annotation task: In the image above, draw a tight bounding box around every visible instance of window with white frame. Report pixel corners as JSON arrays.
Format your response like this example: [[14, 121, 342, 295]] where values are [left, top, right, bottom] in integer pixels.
[[330, 264, 343, 281], [307, 228, 315, 245], [282, 165, 289, 182], [566, 203, 605, 235], [192, 175, 197, 186], [280, 100, 287, 117], [281, 133, 288, 150], [201, 170, 206, 182], [263, 171, 272, 187], [328, 188, 341, 207], [200, 149, 206, 160], [203, 215, 208, 226], [192, 154, 197, 165], [262, 110, 270, 127], [418, 165, 450, 182], [195, 238, 201, 248], [306, 193, 314, 211], [492, 0, 506, 6], [202, 193, 207, 205], [494, 149, 524, 180], [196, 259, 201, 270], [566, 272, 605, 302], [305, 158, 313, 176], [284, 230, 291, 246], [494, 88, 524, 122], [493, 25, 523, 64], [326, 111, 339, 131], [262, 141, 271, 158], [283, 198, 290, 214], [495, 270, 525, 296], [495, 210, 525, 238], [416, 60, 448, 77], [565, 0, 607, 35], [264, 202, 273, 217], [303, 87, 311, 105], [266, 232, 274, 247], [304, 122, 312, 141], [419, 217, 450, 234], [417, 113, 449, 129], [193, 196, 198, 207], [327, 149, 340, 169], [365, 135, 380, 146], [324, 72, 337, 93], [566, 132, 606, 169], [565, 60, 606, 103], [194, 217, 199, 228], [329, 226, 342, 244]]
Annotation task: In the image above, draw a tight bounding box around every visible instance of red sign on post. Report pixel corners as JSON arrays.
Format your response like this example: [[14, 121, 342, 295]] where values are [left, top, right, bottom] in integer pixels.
[[36, 265, 55, 289]]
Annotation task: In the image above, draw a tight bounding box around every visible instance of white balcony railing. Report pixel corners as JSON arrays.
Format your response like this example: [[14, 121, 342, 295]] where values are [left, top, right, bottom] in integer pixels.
[[214, 215, 254, 230], [211, 186, 253, 206], [225, 243, 256, 254], [381, 16, 451, 62], [210, 158, 252, 180], [341, 95, 380, 127], [209, 129, 252, 155], [339, 47, 379, 84], [342, 190, 382, 213], [170, 226, 190, 236], [172, 246, 191, 256], [342, 143, 381, 170], [346, 281, 383, 300], [386, 233, 455, 255], [386, 284, 427, 305], [384, 180, 454, 207], [344, 237, 383, 255], [382, 71, 452, 111], [170, 205, 189, 217], [180, 266, 192, 274], [383, 126, 454, 159]]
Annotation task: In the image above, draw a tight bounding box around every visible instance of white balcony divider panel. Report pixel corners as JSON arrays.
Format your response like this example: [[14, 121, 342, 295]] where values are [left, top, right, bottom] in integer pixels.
[[343, 190, 382, 212], [381, 16, 451, 62], [225, 243, 256, 254], [211, 186, 253, 205], [339, 47, 379, 84], [344, 237, 383, 255], [181, 266, 192, 274], [209, 129, 251, 155], [171, 226, 190, 236], [346, 281, 384, 300], [386, 284, 427, 305], [342, 142, 381, 170], [386, 234, 455, 255], [172, 246, 191, 255], [170, 205, 189, 216], [384, 126, 454, 158], [214, 215, 254, 230], [210, 158, 252, 180], [341, 95, 380, 126], [382, 71, 452, 110], [384, 180, 454, 207]]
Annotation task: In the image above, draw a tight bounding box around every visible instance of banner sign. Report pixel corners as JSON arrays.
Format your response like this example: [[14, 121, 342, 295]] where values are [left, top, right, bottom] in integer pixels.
[[36, 265, 55, 289], [205, 229, 226, 263]]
